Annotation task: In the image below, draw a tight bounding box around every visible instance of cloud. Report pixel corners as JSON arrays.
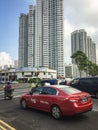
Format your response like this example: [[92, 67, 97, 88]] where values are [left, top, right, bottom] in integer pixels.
[[64, 20, 74, 64], [1, 0, 98, 66], [0, 52, 13, 67], [64, 0, 98, 64], [64, 0, 98, 29]]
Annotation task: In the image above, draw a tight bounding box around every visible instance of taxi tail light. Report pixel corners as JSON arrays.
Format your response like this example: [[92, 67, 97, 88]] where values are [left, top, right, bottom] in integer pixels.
[[87, 95, 91, 99], [69, 97, 80, 103]]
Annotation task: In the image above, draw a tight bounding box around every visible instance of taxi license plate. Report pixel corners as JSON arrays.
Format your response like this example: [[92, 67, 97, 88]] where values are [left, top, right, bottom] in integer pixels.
[[81, 98, 88, 102]]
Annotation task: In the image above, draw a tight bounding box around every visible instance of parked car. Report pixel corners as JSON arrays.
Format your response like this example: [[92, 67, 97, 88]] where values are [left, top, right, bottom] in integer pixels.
[[35, 79, 65, 88], [20, 85, 93, 119], [0, 81, 6, 84], [36, 79, 58, 87], [5, 81, 12, 84], [69, 77, 98, 98], [11, 81, 18, 84]]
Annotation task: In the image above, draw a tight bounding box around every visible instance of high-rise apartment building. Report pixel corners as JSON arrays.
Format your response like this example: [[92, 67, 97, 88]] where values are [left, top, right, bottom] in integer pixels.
[[14, 60, 18, 68], [18, 0, 64, 76], [71, 29, 96, 64], [18, 13, 28, 68], [48, 0, 64, 76], [87, 36, 96, 63], [28, 5, 36, 67], [35, 0, 43, 67]]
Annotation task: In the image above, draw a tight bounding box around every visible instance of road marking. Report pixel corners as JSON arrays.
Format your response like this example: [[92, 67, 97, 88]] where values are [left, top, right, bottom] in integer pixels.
[[0, 120, 16, 130], [14, 95, 21, 98], [93, 109, 98, 112], [0, 124, 7, 130]]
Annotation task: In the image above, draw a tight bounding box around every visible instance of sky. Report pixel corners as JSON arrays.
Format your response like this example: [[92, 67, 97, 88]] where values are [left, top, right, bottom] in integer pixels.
[[0, 0, 98, 67]]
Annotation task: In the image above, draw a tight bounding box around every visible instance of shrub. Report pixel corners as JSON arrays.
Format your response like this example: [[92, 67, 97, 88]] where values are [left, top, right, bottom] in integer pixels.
[[28, 78, 41, 83]]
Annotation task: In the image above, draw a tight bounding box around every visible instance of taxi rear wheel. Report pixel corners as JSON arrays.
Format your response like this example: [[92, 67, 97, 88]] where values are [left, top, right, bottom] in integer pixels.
[[21, 99, 28, 109], [51, 105, 62, 120]]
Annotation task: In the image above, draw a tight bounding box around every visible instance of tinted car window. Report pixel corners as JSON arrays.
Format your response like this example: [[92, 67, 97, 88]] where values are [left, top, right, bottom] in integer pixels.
[[80, 78, 98, 85], [36, 82, 45, 87], [91, 78, 98, 84], [41, 87, 57, 95], [80, 78, 92, 84], [71, 78, 79, 84], [31, 87, 43, 95]]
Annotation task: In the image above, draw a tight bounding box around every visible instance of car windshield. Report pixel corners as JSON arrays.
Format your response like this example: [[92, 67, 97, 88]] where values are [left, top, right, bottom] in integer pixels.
[[60, 86, 81, 94]]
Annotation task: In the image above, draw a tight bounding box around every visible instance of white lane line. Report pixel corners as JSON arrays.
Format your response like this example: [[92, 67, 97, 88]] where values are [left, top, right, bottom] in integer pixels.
[[14, 95, 21, 98], [93, 109, 98, 112]]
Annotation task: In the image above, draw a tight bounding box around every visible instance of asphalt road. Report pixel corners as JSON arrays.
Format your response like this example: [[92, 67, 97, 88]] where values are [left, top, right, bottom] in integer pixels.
[[0, 85, 98, 130]]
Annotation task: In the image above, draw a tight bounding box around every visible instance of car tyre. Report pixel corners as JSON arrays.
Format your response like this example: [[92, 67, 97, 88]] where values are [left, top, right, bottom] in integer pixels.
[[51, 105, 62, 120], [21, 99, 28, 109], [95, 92, 98, 99]]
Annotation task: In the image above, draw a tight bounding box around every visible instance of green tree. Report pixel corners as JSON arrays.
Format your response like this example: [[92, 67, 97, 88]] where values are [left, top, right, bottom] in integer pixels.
[[87, 61, 98, 76], [28, 78, 41, 83], [71, 51, 98, 77]]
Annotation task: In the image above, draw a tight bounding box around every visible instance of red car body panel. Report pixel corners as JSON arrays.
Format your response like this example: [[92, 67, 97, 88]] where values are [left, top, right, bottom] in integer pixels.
[[20, 85, 93, 116]]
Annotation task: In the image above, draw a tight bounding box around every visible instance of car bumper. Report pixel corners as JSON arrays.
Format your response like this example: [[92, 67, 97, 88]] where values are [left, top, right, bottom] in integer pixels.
[[61, 102, 93, 116]]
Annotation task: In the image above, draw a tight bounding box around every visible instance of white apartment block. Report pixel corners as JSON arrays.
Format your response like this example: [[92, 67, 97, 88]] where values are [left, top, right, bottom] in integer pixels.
[[28, 5, 36, 67], [87, 36, 96, 63], [18, 0, 64, 76], [71, 29, 96, 64], [14, 60, 18, 68], [65, 64, 73, 78], [35, 0, 43, 67], [35, 0, 64, 76], [65, 64, 79, 79], [65, 64, 87, 79]]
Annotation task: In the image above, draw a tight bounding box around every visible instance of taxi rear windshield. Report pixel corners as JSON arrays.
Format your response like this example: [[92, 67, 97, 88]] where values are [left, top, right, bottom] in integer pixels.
[[60, 87, 81, 94]]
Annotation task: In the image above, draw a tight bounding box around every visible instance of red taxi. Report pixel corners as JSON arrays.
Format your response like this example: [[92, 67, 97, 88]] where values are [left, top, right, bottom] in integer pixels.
[[20, 85, 93, 119]]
